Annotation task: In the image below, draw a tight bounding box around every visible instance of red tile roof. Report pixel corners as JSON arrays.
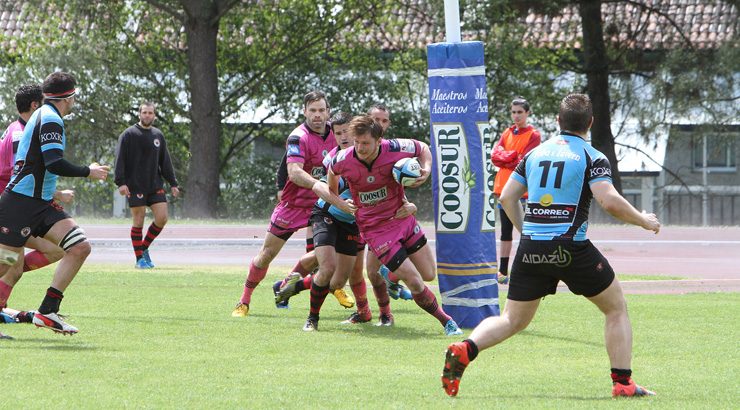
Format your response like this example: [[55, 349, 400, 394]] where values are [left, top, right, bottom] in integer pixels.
[[0, 1, 735, 51]]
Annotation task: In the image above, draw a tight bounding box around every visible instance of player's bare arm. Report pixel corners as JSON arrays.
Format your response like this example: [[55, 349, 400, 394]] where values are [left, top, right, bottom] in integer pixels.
[[591, 181, 661, 234], [499, 178, 527, 233], [287, 161, 317, 189]]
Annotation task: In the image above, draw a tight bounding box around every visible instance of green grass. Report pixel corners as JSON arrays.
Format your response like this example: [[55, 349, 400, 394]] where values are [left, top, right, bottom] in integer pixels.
[[3, 264, 737, 409]]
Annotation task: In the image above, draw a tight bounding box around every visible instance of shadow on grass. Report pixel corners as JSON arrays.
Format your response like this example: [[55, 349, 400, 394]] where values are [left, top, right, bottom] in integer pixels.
[[3, 337, 98, 351], [451, 393, 612, 401], [520, 330, 602, 348]]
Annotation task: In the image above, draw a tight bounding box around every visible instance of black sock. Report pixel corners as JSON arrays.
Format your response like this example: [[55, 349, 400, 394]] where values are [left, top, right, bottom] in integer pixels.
[[295, 279, 306, 293], [611, 368, 632, 385], [500, 257, 509, 275], [38, 287, 64, 314], [464, 339, 479, 361]]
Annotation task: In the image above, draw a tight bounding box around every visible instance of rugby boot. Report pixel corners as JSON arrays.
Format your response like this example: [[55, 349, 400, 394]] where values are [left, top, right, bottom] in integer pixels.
[[33, 312, 78, 335], [231, 303, 249, 317], [442, 342, 470, 397], [340, 311, 372, 324], [275, 272, 302, 307], [302, 315, 319, 332], [379, 265, 412, 300], [444, 319, 463, 336], [612, 379, 656, 397], [331, 288, 355, 308], [375, 313, 394, 327], [142, 249, 155, 268]]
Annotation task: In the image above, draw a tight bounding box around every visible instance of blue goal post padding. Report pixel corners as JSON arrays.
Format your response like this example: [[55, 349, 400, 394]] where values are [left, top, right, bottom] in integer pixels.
[[427, 41, 500, 328]]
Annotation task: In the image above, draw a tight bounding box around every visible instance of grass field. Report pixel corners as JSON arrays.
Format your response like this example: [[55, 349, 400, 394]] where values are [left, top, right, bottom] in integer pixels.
[[2, 264, 737, 409]]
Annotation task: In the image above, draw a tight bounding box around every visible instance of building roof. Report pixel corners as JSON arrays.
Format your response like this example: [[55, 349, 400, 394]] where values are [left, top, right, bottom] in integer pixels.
[[377, 0, 736, 51], [0, 1, 735, 51]]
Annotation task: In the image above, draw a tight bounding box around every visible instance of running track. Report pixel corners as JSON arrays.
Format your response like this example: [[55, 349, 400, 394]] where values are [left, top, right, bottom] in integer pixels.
[[83, 224, 740, 295]]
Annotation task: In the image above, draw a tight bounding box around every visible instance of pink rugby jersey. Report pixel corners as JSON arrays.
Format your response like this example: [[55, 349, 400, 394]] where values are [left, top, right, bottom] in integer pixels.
[[0, 119, 25, 189], [329, 138, 421, 232], [283, 122, 337, 209]]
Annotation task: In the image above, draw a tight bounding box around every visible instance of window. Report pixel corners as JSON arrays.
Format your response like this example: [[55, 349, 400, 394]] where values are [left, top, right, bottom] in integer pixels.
[[692, 134, 736, 171]]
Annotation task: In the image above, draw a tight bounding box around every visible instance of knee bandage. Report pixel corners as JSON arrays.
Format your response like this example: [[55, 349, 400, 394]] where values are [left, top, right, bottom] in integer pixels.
[[59, 226, 87, 251], [0, 247, 19, 266]]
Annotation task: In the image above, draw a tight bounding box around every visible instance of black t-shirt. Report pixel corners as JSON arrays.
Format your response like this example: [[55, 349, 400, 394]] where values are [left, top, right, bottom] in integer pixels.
[[114, 124, 178, 193]]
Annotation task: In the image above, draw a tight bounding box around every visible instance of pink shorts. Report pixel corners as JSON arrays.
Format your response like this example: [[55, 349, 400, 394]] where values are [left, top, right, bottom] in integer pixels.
[[361, 216, 426, 271], [268, 201, 311, 240]]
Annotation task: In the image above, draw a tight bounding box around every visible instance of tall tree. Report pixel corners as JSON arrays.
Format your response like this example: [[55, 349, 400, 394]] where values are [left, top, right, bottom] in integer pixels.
[[144, 0, 237, 217], [579, 0, 621, 193]]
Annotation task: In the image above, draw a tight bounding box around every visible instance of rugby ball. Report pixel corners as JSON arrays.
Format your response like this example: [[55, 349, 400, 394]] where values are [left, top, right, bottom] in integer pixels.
[[392, 157, 422, 187]]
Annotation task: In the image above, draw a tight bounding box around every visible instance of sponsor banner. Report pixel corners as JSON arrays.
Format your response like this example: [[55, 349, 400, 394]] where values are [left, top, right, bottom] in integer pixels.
[[428, 41, 499, 327]]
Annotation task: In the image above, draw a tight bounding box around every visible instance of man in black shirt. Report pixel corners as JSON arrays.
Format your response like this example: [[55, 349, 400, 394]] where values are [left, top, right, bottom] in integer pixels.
[[115, 102, 179, 269]]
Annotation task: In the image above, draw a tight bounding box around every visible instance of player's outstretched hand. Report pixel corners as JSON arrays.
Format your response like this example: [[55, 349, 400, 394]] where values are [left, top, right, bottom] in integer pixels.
[[408, 168, 430, 188], [88, 163, 110, 181], [56, 189, 75, 203], [641, 210, 660, 234]]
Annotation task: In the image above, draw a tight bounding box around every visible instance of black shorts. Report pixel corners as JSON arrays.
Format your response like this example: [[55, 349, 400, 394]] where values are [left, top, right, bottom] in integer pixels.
[[310, 210, 360, 256], [0, 191, 70, 247], [507, 239, 615, 301], [128, 189, 167, 208]]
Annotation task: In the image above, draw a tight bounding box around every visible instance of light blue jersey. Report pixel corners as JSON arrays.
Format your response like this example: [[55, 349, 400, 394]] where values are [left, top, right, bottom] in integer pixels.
[[510, 132, 612, 241], [316, 177, 355, 224], [8, 104, 66, 200]]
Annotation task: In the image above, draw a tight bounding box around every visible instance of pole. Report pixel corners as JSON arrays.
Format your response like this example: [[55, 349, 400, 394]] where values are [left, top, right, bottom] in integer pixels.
[[702, 134, 708, 226], [444, 0, 461, 43]]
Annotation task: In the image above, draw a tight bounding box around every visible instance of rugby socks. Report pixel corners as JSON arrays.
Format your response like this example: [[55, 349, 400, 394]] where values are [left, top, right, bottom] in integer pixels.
[[130, 226, 144, 260], [299, 275, 312, 292], [38, 287, 63, 314], [241, 262, 268, 304], [142, 222, 163, 250], [372, 282, 392, 316], [611, 368, 632, 385], [0, 280, 12, 309], [309, 278, 330, 317], [412, 286, 451, 326], [23, 250, 51, 272], [463, 339, 479, 361], [351, 280, 371, 319], [499, 257, 510, 276]]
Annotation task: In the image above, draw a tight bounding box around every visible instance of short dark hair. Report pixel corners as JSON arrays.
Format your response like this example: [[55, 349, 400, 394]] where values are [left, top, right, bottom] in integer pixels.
[[330, 111, 352, 130], [140, 101, 156, 112], [303, 90, 328, 110], [15, 84, 43, 113], [349, 114, 383, 140], [367, 103, 390, 117], [42, 72, 77, 100], [558, 93, 593, 134], [511, 97, 530, 112]]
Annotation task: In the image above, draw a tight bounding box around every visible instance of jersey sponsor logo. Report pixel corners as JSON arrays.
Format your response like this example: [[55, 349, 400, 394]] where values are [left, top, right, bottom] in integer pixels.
[[432, 123, 470, 233], [153, 139, 161, 147], [311, 167, 325, 178], [539, 193, 554, 207], [589, 166, 611, 178], [479, 122, 496, 232], [395, 139, 416, 153], [532, 149, 580, 161], [136, 193, 144, 199], [0, 227, 8, 234], [522, 245, 571, 267], [39, 132, 63, 144], [525, 203, 576, 223], [358, 186, 387, 205], [287, 144, 300, 156], [20, 227, 31, 237]]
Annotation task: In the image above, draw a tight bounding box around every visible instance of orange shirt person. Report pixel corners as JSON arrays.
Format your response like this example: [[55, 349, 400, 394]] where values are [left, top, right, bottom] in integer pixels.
[[490, 97, 540, 283]]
